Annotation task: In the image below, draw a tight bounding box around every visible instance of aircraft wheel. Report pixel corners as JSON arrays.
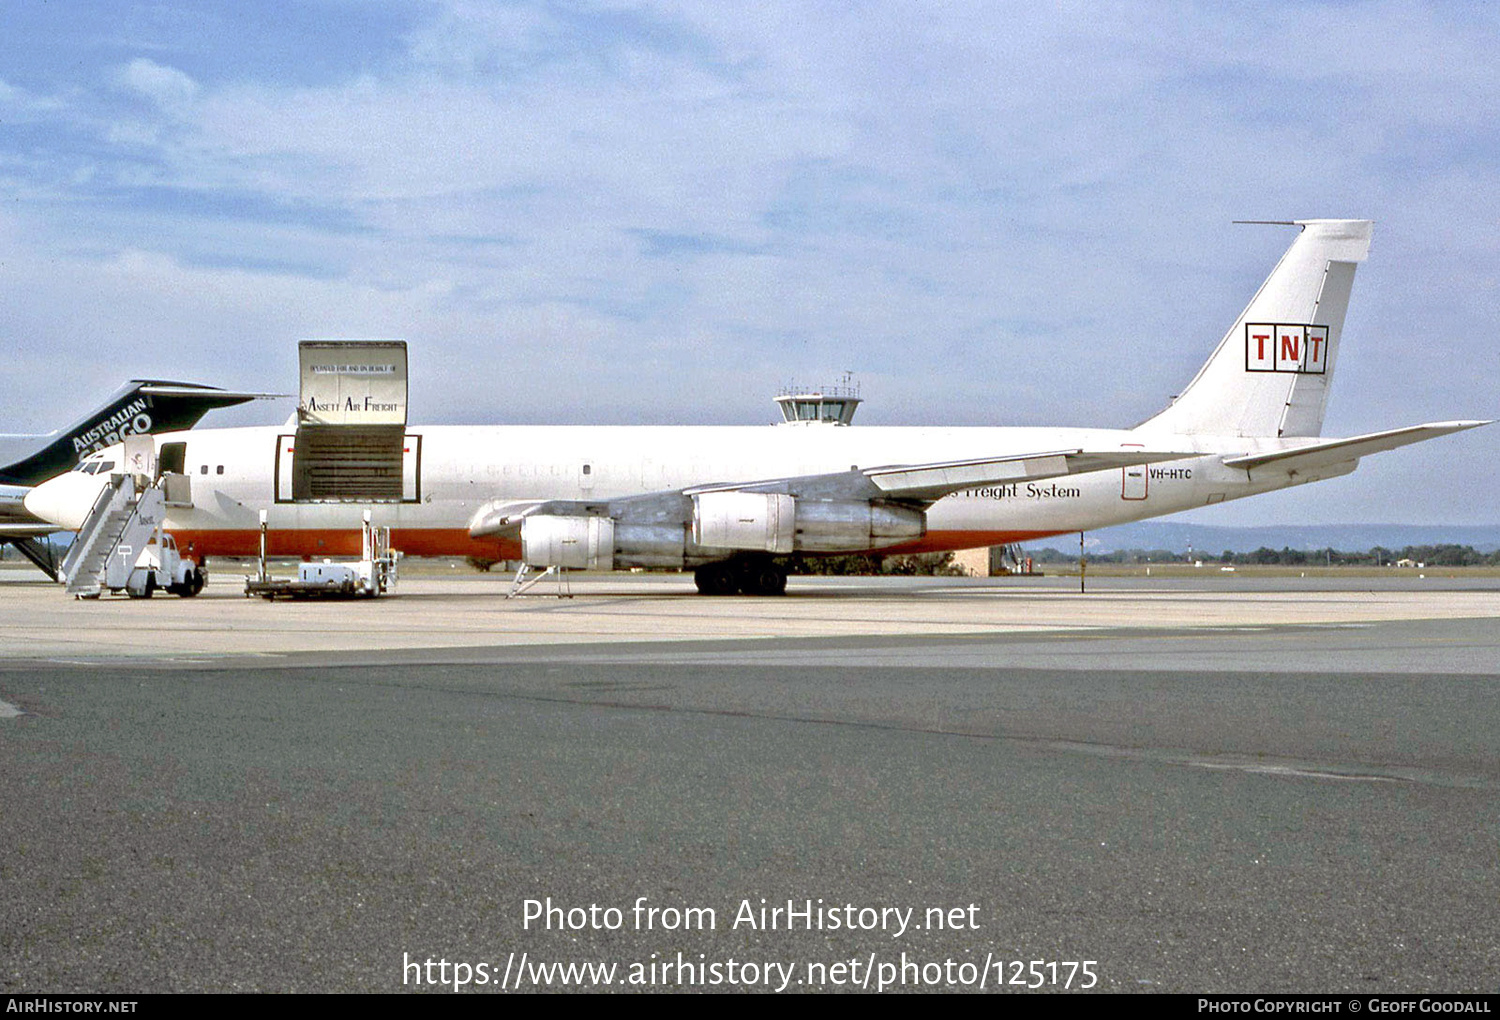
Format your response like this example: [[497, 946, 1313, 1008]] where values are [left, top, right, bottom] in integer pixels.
[[693, 562, 738, 595], [742, 561, 787, 596]]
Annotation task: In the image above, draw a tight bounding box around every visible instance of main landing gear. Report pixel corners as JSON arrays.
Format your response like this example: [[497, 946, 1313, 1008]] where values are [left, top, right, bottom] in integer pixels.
[[693, 557, 788, 596]]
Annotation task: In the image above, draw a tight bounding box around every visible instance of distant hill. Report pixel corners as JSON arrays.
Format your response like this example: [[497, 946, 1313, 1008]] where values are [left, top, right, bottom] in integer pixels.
[[1041, 521, 1500, 555]]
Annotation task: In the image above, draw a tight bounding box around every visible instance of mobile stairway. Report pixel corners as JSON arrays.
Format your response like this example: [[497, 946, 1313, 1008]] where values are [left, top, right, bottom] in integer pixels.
[[59, 472, 203, 598]]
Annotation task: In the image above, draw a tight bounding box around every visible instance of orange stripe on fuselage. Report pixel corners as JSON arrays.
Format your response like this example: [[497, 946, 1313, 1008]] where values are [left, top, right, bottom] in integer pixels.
[[169, 528, 1069, 561], [872, 530, 1071, 555], [171, 529, 519, 560]]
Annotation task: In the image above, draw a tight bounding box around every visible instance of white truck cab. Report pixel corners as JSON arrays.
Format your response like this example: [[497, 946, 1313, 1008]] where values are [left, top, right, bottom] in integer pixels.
[[122, 531, 206, 599]]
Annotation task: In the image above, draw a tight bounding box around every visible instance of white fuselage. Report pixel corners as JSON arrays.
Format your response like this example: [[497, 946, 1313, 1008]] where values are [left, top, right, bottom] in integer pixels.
[[21, 220, 1419, 567], [27, 422, 1349, 561]]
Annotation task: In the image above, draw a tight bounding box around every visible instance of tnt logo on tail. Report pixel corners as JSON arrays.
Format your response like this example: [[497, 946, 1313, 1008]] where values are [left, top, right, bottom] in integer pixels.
[[1245, 323, 1329, 374]]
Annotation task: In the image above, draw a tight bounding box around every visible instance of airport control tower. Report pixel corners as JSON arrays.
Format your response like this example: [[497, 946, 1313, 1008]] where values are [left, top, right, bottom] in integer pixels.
[[774, 375, 862, 426]]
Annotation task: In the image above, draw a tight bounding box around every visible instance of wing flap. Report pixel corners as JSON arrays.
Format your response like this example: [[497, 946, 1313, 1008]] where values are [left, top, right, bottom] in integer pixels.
[[865, 451, 1071, 494]]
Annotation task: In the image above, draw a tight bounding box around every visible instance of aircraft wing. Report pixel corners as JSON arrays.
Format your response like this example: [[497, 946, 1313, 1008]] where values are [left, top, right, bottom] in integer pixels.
[[0, 523, 61, 537], [467, 499, 606, 538], [687, 448, 1194, 502], [470, 447, 1193, 538], [1223, 421, 1491, 474]]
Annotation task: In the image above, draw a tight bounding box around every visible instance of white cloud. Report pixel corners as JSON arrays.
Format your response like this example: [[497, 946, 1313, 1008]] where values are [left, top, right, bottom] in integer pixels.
[[0, 76, 66, 120], [116, 57, 200, 113]]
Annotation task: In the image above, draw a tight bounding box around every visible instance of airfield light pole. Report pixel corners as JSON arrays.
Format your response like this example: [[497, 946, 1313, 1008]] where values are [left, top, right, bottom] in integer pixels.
[[1079, 531, 1086, 594]]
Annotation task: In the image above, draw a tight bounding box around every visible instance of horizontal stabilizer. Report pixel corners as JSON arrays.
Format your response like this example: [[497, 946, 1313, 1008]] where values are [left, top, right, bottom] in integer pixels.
[[1223, 421, 1491, 473], [137, 384, 287, 402]]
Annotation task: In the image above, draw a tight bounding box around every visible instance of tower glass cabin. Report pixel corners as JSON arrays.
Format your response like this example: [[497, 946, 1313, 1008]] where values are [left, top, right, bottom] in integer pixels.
[[774, 382, 862, 426]]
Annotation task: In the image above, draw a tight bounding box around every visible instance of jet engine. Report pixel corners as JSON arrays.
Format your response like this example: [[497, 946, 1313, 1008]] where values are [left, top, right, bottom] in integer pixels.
[[513, 494, 925, 571], [690, 492, 924, 554]]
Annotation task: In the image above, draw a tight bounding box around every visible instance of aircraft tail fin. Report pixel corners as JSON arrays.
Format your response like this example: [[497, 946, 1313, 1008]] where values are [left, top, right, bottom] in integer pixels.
[[0, 380, 275, 487], [1138, 220, 1372, 439]]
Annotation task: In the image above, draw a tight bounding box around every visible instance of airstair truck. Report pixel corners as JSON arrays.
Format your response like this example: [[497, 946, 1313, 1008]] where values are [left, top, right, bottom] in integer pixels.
[[58, 435, 206, 598]]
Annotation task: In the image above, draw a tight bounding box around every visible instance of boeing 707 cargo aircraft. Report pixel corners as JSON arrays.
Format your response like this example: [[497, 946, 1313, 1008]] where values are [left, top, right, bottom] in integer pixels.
[[23, 220, 1488, 595]]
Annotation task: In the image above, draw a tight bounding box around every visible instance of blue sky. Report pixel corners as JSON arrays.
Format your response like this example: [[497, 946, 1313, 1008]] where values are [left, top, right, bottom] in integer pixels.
[[1, 1, 1496, 524]]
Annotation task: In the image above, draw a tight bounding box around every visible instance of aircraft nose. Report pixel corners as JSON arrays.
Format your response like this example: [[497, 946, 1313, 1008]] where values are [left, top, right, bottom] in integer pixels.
[[23, 473, 98, 531]]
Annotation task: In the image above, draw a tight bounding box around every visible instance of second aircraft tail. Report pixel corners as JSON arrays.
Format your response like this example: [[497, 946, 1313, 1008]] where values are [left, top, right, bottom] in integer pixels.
[[0, 380, 273, 487]]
